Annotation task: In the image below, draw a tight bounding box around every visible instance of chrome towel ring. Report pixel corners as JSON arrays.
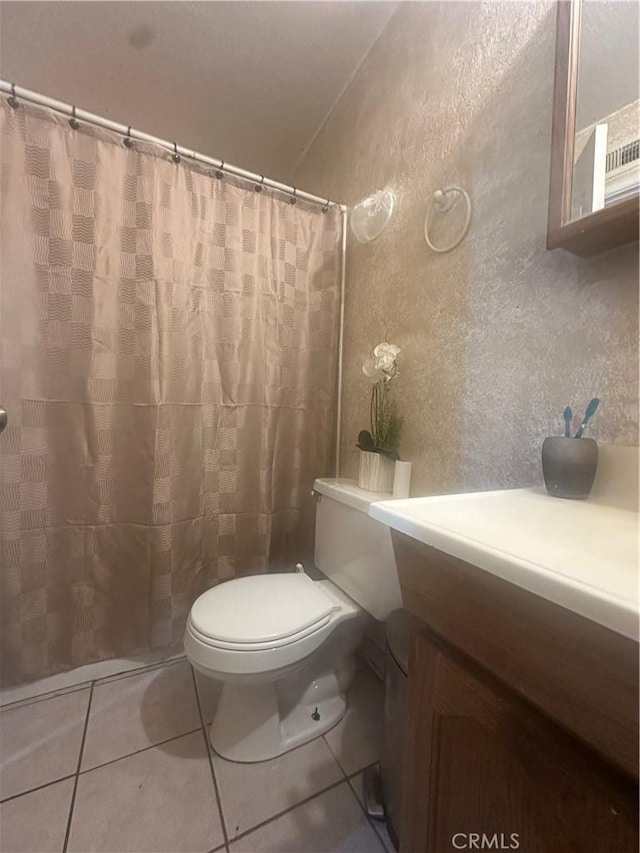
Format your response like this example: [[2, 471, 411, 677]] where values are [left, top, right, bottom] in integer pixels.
[[424, 186, 471, 253]]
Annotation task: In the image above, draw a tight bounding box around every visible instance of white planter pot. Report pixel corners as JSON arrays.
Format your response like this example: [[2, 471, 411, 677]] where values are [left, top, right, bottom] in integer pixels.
[[358, 450, 395, 493]]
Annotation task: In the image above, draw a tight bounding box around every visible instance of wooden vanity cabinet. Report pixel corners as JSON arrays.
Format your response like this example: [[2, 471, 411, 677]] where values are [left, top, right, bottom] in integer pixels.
[[403, 629, 638, 852], [394, 532, 639, 853]]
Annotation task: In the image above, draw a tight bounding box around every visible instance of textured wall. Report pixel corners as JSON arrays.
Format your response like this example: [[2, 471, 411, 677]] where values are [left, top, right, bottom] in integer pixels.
[[294, 1, 639, 495]]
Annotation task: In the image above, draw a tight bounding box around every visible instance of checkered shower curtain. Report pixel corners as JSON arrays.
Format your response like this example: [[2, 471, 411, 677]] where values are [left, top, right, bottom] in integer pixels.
[[0, 99, 341, 685]]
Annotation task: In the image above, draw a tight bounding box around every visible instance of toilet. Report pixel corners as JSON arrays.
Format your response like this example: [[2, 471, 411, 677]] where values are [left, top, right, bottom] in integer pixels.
[[184, 477, 402, 762]]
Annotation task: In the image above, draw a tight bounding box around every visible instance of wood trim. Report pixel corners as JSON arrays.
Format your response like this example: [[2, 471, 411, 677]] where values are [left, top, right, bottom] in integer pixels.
[[392, 530, 639, 779], [547, 0, 580, 239], [401, 632, 439, 853], [546, 0, 639, 256], [547, 196, 639, 256]]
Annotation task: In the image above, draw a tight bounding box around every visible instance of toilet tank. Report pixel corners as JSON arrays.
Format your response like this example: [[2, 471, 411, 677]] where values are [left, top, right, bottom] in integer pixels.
[[313, 478, 402, 621]]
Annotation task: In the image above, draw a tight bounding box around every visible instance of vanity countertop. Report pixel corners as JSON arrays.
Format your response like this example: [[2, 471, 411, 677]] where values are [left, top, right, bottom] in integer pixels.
[[369, 485, 639, 641]]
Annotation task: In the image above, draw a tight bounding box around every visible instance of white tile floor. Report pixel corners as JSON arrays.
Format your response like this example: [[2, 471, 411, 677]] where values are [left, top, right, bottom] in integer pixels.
[[0, 658, 394, 853]]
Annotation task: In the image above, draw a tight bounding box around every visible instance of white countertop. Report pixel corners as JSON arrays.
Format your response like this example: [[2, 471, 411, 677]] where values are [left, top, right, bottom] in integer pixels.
[[369, 485, 639, 641]]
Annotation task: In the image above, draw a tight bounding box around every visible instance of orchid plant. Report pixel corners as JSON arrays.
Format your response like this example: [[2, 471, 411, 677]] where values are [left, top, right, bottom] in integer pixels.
[[357, 342, 403, 461]]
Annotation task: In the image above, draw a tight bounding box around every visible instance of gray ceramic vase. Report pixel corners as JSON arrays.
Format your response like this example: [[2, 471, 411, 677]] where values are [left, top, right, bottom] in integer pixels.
[[541, 437, 598, 499]]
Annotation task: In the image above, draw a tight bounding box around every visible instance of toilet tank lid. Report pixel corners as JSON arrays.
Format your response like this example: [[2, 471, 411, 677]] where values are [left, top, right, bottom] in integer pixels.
[[313, 478, 393, 514], [190, 573, 339, 645]]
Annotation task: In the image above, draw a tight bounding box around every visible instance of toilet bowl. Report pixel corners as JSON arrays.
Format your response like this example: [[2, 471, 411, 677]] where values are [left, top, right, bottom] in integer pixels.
[[185, 574, 365, 761], [184, 478, 401, 763]]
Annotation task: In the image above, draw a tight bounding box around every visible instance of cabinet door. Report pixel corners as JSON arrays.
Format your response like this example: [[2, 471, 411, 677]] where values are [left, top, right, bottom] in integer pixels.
[[401, 633, 638, 853]]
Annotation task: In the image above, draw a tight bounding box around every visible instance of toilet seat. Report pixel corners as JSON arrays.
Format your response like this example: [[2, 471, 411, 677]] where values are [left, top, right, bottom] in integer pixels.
[[189, 573, 339, 647], [187, 612, 334, 652]]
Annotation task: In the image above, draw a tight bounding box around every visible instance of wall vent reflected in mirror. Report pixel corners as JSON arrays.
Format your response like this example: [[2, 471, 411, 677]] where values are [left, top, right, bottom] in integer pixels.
[[605, 139, 640, 206]]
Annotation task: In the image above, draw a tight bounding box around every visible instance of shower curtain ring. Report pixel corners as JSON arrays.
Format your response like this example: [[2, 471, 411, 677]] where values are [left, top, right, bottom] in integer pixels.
[[7, 83, 19, 109], [216, 161, 225, 179], [321, 199, 330, 213], [289, 188, 297, 206], [172, 142, 181, 164], [124, 126, 134, 149], [255, 176, 265, 193], [69, 105, 81, 130]]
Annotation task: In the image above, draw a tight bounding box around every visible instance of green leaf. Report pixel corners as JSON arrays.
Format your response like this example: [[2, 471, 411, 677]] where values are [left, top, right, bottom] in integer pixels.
[[356, 429, 375, 451]]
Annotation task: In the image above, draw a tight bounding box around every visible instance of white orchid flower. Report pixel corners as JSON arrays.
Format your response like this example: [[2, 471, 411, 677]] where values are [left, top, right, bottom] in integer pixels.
[[362, 341, 400, 384], [362, 357, 384, 383], [372, 342, 400, 373], [373, 342, 400, 360]]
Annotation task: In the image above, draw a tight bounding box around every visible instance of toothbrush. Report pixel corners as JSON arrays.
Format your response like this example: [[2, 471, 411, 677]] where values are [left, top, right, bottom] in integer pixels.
[[563, 406, 572, 438], [575, 398, 600, 438]]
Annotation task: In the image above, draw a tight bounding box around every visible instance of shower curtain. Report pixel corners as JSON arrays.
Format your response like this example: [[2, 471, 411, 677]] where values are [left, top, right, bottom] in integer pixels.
[[0, 99, 341, 685]]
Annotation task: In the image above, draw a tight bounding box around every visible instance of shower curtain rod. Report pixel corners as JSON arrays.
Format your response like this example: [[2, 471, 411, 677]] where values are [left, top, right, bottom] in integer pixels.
[[0, 81, 347, 213]]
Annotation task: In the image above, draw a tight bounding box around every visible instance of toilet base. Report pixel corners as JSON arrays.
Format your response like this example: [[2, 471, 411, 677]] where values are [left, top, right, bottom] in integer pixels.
[[209, 655, 355, 762]]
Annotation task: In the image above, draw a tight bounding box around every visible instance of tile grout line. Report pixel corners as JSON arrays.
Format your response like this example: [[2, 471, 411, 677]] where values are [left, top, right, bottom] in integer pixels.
[[89, 655, 187, 688], [226, 738, 375, 844], [0, 773, 77, 806], [187, 670, 379, 848], [322, 732, 351, 782], [0, 682, 93, 713], [62, 680, 95, 853], [321, 731, 353, 779], [0, 727, 206, 804], [3, 661, 385, 848], [77, 727, 204, 776], [346, 769, 391, 853], [0, 754, 385, 844], [320, 732, 390, 850], [221, 728, 355, 843], [226, 776, 349, 845], [189, 666, 230, 853], [0, 654, 187, 711], [193, 690, 361, 847], [321, 724, 389, 853], [347, 760, 381, 780]]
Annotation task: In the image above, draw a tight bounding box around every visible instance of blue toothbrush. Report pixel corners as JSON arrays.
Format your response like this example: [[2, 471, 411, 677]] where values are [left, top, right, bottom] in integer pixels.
[[575, 398, 600, 438]]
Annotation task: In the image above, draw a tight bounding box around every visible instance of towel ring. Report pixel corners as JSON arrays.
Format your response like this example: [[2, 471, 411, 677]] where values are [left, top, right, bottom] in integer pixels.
[[424, 186, 471, 253]]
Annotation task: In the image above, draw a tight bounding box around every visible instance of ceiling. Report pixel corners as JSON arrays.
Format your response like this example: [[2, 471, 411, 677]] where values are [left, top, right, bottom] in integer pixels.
[[0, 1, 397, 182]]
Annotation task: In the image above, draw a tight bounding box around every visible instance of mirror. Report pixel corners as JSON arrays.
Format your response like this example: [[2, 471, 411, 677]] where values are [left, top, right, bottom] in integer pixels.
[[572, 1, 639, 220], [547, 0, 639, 256]]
